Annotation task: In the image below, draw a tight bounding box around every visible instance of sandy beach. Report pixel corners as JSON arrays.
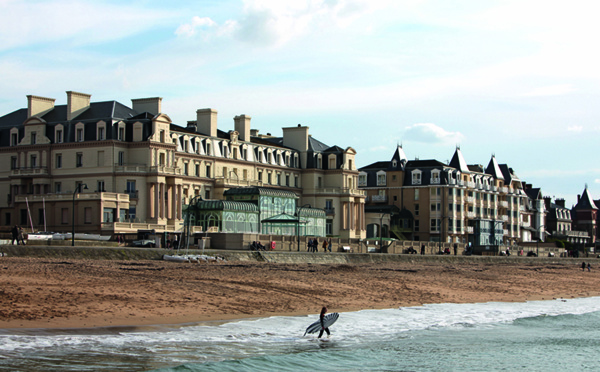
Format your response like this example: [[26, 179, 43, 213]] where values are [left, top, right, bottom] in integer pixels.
[[1, 256, 599, 329]]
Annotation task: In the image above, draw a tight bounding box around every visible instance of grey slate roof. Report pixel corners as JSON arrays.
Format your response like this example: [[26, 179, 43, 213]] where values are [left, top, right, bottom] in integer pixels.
[[573, 187, 598, 210]]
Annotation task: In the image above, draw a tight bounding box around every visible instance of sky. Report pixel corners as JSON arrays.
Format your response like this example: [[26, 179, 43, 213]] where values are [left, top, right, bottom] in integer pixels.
[[0, 0, 598, 207]]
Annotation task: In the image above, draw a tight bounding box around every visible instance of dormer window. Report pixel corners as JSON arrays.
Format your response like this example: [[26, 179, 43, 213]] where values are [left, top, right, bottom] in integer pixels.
[[376, 171, 386, 186], [31, 132, 37, 145], [358, 172, 367, 187], [11, 132, 18, 146], [392, 160, 397, 168], [431, 170, 440, 184], [412, 170, 422, 185]]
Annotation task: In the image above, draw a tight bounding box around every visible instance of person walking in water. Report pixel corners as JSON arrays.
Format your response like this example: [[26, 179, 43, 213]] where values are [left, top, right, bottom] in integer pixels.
[[318, 306, 331, 339]]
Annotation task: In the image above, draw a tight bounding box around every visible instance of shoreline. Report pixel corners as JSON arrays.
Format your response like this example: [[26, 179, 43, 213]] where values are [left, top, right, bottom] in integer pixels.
[[2, 256, 600, 330]]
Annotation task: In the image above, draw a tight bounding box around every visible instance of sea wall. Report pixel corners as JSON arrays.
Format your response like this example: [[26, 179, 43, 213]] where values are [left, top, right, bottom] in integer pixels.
[[0, 245, 593, 265]]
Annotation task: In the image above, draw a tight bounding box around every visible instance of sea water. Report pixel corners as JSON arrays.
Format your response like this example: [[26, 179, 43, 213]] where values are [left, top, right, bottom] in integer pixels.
[[2, 297, 600, 371]]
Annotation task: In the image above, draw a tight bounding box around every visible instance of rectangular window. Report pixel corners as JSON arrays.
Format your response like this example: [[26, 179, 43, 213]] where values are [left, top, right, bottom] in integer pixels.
[[98, 127, 105, 140], [84, 207, 92, 224], [76, 153, 83, 167], [76, 128, 83, 142], [295, 175, 299, 187], [286, 174, 290, 186], [359, 174, 367, 186], [430, 203, 441, 212], [414, 220, 420, 232], [97, 181, 105, 192], [118, 127, 125, 141], [126, 180, 136, 193], [195, 164, 200, 176], [257, 170, 263, 182], [326, 219, 333, 235], [204, 188, 210, 199], [184, 163, 189, 175], [206, 164, 211, 177], [5, 213, 10, 226], [103, 208, 114, 223], [30, 154, 37, 168], [55, 182, 61, 193], [277, 173, 281, 185], [11, 157, 17, 170], [377, 174, 386, 186], [11, 133, 17, 146], [414, 189, 419, 201], [118, 151, 124, 166], [56, 154, 62, 169], [267, 173, 272, 184], [159, 153, 165, 166], [412, 172, 421, 185], [415, 204, 419, 216], [31, 132, 37, 145], [56, 130, 63, 143], [160, 130, 165, 143], [430, 218, 441, 232]]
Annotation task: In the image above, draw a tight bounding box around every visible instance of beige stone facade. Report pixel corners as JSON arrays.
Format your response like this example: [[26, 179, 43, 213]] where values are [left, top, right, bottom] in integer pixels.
[[359, 146, 529, 247], [0, 92, 365, 239]]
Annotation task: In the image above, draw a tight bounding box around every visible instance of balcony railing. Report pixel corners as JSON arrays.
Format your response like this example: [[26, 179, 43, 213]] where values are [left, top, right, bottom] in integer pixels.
[[11, 167, 49, 176], [124, 190, 139, 199], [370, 195, 388, 203], [324, 207, 335, 215]]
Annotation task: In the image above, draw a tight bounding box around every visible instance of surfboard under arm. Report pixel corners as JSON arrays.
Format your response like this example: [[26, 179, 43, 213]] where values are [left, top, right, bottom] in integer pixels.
[[303, 313, 339, 336]]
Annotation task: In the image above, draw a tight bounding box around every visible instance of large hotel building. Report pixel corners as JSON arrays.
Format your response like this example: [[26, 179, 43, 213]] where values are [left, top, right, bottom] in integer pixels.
[[0, 91, 365, 240]]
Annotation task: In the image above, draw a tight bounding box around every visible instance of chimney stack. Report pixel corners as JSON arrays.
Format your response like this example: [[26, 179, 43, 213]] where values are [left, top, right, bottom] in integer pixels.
[[234, 115, 251, 142], [196, 109, 218, 137], [66, 91, 91, 120], [131, 97, 162, 116], [556, 198, 566, 208], [27, 95, 55, 118]]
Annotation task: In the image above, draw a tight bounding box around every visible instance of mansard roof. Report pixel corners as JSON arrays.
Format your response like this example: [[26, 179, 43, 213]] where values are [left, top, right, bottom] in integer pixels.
[[359, 161, 390, 171], [524, 188, 542, 200], [573, 187, 598, 210], [0, 101, 141, 127], [405, 159, 447, 168]]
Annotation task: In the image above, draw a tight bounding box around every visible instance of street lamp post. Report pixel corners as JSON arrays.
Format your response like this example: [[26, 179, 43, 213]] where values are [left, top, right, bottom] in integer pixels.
[[297, 204, 311, 251], [72, 183, 88, 247]]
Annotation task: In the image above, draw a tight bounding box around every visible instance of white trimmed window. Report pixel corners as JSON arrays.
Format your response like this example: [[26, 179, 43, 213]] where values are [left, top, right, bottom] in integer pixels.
[[358, 172, 367, 187], [376, 171, 386, 186], [412, 170, 422, 185], [431, 170, 440, 184]]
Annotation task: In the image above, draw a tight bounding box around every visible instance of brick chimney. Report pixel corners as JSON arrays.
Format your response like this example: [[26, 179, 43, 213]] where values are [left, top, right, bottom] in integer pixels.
[[556, 198, 566, 208], [66, 91, 91, 120], [27, 95, 55, 118]]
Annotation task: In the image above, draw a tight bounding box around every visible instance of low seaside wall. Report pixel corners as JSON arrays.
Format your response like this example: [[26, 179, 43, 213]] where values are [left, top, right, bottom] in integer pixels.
[[0, 245, 594, 265]]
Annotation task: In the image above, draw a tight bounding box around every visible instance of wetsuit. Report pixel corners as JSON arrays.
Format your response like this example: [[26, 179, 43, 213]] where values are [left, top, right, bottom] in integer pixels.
[[318, 313, 330, 338]]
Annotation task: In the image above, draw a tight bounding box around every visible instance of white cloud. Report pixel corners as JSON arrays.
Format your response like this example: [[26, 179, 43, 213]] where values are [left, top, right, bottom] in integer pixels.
[[175, 16, 217, 37], [403, 123, 464, 144], [595, 179, 600, 184], [175, 0, 392, 47]]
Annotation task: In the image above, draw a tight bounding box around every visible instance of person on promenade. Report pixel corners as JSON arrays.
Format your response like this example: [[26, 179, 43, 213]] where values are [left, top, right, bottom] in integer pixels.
[[453, 243, 458, 256], [322, 239, 328, 252], [11, 225, 19, 245], [582, 261, 586, 271], [328, 238, 332, 252], [588, 263, 591, 272], [18, 227, 25, 245], [318, 306, 331, 339], [421, 244, 425, 255]]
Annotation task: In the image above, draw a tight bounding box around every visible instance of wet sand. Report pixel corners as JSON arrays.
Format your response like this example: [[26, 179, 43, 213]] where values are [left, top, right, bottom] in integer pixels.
[[0, 257, 598, 329]]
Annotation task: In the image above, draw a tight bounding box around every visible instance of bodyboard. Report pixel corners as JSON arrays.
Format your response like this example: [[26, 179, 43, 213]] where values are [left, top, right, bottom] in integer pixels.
[[303, 313, 339, 336]]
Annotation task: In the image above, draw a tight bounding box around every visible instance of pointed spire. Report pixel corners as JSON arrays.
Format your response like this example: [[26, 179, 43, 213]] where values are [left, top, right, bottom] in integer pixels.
[[449, 147, 469, 172], [574, 186, 598, 210], [485, 155, 504, 180]]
